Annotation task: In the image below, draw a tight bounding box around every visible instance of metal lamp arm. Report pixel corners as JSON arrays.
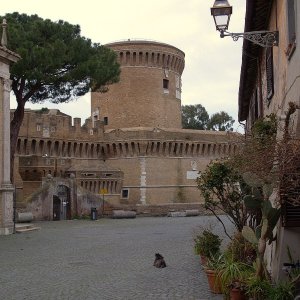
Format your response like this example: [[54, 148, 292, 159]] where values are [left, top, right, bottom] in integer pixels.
[[220, 30, 279, 47]]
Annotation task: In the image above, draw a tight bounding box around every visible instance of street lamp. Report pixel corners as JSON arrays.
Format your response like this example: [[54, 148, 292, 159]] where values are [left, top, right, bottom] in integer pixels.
[[211, 0, 232, 33], [211, 0, 279, 47]]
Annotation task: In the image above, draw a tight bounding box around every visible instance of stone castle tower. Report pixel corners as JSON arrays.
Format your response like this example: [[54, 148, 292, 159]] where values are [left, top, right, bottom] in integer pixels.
[[91, 40, 185, 129], [14, 39, 239, 220]]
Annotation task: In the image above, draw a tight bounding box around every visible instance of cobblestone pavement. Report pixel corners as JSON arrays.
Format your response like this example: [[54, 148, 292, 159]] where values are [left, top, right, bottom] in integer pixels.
[[0, 216, 234, 300]]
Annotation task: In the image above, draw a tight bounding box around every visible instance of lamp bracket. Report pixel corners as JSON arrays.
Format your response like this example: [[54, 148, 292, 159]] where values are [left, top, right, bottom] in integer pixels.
[[221, 30, 279, 47]]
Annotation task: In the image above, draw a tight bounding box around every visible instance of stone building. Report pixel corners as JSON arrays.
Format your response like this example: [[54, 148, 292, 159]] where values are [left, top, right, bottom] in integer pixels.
[[237, 0, 300, 279], [91, 40, 185, 129], [0, 20, 20, 235], [15, 40, 238, 220]]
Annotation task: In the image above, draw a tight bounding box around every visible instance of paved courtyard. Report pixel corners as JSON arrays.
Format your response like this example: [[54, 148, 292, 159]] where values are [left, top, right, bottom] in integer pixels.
[[0, 216, 233, 300]]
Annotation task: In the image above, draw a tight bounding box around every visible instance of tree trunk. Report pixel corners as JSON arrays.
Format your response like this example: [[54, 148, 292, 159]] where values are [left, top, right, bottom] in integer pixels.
[[10, 101, 25, 183]]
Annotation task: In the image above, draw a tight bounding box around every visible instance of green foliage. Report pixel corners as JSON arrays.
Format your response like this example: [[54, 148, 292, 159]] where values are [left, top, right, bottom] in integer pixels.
[[197, 160, 251, 232], [216, 254, 253, 293], [245, 276, 271, 299], [242, 226, 258, 245], [230, 115, 278, 183], [243, 192, 280, 244], [4, 12, 120, 180], [194, 230, 222, 258], [246, 276, 295, 300], [226, 232, 257, 265], [37, 107, 49, 114], [182, 104, 209, 130], [207, 111, 235, 131], [268, 282, 294, 300], [206, 252, 225, 270], [181, 104, 234, 131], [243, 194, 262, 209], [241, 179, 280, 280], [252, 113, 277, 140], [4, 12, 120, 104]]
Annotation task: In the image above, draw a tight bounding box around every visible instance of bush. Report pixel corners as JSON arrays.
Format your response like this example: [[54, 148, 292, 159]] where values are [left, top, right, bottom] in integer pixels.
[[194, 230, 222, 258]]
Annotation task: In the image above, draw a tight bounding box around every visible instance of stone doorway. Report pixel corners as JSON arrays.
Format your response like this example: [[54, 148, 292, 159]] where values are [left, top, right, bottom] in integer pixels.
[[53, 196, 60, 220], [53, 185, 71, 220]]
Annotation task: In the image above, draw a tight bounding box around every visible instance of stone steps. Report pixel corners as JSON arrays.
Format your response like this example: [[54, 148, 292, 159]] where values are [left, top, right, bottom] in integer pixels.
[[15, 223, 41, 233]]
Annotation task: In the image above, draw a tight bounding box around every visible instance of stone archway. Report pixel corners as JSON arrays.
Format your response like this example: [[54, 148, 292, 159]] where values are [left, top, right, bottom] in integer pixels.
[[54, 185, 71, 220], [53, 195, 60, 221]]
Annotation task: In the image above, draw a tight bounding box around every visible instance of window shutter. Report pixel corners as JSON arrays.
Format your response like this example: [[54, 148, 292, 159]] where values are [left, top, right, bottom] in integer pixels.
[[287, 0, 296, 44], [281, 169, 300, 227], [266, 47, 274, 103], [282, 202, 300, 227]]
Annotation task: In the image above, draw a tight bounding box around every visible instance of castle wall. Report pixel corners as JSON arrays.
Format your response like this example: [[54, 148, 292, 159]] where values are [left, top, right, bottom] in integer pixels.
[[16, 124, 239, 206], [14, 109, 104, 149], [91, 41, 185, 129], [107, 156, 212, 205], [13, 39, 240, 215]]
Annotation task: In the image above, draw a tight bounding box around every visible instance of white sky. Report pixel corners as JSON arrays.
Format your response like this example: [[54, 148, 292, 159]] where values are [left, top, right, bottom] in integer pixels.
[[4, 0, 246, 130]]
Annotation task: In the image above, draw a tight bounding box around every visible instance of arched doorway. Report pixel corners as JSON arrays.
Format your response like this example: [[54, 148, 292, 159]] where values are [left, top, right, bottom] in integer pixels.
[[53, 185, 71, 220], [53, 196, 60, 221]]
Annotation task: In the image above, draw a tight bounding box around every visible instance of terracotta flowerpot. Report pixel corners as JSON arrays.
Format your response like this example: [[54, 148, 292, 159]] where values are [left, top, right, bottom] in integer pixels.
[[230, 288, 247, 300], [205, 269, 222, 294]]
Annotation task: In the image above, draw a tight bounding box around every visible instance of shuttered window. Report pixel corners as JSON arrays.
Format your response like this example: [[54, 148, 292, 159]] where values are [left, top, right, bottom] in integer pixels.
[[280, 167, 300, 227], [282, 202, 300, 227], [287, 0, 296, 44], [266, 47, 274, 103], [286, 0, 297, 58]]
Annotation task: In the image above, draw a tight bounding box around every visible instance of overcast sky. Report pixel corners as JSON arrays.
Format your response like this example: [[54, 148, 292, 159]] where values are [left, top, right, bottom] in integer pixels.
[[4, 0, 246, 130]]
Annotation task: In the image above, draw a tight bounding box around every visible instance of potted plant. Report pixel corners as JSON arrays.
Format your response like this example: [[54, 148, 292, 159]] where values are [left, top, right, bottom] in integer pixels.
[[194, 229, 222, 264], [216, 254, 253, 300], [267, 281, 295, 300], [205, 253, 224, 294], [245, 275, 271, 300]]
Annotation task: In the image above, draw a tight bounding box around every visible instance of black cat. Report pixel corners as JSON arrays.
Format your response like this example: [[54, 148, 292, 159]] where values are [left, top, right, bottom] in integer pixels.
[[153, 253, 167, 268]]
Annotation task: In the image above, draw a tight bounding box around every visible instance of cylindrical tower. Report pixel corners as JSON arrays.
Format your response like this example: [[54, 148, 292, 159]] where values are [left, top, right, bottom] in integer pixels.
[[91, 40, 185, 129]]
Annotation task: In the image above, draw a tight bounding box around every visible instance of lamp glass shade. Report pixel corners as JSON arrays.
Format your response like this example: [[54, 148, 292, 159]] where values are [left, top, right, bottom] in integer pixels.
[[211, 0, 232, 31]]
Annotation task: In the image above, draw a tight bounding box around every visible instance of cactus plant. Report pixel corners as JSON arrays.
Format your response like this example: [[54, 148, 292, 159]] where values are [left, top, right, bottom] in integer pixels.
[[242, 179, 281, 279]]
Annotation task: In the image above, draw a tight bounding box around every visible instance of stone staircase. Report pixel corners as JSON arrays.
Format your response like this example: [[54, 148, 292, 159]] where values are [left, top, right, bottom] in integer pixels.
[[15, 223, 41, 233]]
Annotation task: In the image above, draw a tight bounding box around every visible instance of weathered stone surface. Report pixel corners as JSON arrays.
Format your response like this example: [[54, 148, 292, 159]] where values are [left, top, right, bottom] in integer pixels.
[[112, 210, 137, 219], [167, 211, 187, 217], [0, 216, 232, 299], [16, 212, 33, 223], [0, 27, 20, 235], [185, 209, 200, 217]]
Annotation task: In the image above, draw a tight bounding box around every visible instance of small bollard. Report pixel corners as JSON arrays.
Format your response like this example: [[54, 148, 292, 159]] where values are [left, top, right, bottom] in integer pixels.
[[91, 207, 98, 220]]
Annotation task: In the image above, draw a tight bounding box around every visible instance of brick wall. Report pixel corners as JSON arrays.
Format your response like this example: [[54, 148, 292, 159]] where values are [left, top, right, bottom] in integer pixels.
[[91, 40, 185, 129]]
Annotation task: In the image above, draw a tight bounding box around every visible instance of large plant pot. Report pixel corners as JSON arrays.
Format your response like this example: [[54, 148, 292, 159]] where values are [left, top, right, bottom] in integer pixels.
[[205, 269, 222, 294], [230, 288, 247, 300]]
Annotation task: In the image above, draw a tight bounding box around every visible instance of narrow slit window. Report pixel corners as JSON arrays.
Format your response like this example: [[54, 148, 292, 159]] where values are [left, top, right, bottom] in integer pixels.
[[163, 79, 169, 89], [121, 189, 129, 199]]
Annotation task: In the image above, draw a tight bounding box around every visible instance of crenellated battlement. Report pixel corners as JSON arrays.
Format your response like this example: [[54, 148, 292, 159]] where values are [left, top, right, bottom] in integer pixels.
[[13, 108, 105, 144], [16, 124, 239, 160], [106, 40, 185, 75]]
